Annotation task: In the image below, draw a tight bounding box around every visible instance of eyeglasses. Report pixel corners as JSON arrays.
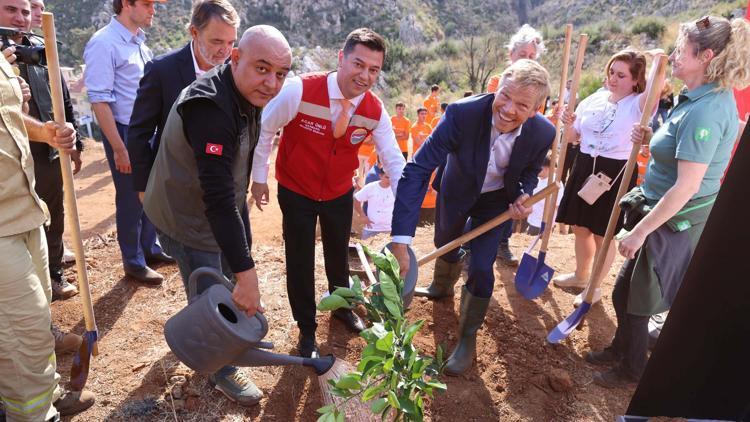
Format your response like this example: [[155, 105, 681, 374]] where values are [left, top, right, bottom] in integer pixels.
[[696, 16, 710, 30]]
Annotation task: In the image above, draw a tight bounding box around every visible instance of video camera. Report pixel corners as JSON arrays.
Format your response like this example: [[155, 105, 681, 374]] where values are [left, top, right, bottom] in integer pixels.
[[0, 27, 45, 66]]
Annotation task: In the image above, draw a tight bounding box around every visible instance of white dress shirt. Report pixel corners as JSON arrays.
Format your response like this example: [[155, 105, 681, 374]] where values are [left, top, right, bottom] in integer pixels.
[[481, 118, 523, 193], [253, 72, 405, 194], [190, 41, 206, 78], [391, 118, 523, 246]]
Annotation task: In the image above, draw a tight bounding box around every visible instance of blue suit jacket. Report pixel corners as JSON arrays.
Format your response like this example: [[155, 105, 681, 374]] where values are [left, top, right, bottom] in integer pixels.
[[128, 43, 196, 192], [392, 93, 555, 237]]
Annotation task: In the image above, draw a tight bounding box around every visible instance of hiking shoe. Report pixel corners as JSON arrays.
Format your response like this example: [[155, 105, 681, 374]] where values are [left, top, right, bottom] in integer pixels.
[[124, 265, 163, 285], [51, 275, 78, 302], [298, 332, 320, 358], [552, 272, 588, 289], [52, 325, 82, 354], [496, 242, 519, 266], [592, 365, 639, 389], [209, 367, 263, 407], [585, 347, 621, 366], [573, 287, 601, 307], [53, 390, 95, 416]]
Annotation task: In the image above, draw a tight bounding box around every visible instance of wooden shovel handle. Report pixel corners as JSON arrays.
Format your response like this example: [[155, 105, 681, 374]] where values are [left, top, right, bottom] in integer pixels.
[[42, 13, 98, 353], [354, 243, 377, 286], [538, 28, 581, 253], [417, 182, 560, 266], [582, 55, 669, 303]]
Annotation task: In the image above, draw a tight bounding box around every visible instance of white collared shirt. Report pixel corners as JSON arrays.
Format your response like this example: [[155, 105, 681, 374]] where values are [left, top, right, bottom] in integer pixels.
[[253, 72, 404, 195], [481, 118, 523, 193], [190, 41, 206, 78]]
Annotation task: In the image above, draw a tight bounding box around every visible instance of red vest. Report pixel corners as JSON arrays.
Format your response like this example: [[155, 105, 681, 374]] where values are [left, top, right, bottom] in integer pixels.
[[276, 72, 383, 201]]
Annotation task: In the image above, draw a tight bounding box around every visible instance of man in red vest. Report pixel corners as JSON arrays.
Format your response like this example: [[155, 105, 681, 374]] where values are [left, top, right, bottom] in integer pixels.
[[250, 28, 405, 358]]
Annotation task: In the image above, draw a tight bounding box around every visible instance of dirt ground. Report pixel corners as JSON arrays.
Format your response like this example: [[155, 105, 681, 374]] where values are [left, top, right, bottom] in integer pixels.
[[53, 140, 641, 421]]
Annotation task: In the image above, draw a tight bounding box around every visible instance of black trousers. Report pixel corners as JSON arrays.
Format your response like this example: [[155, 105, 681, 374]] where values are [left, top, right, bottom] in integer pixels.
[[278, 185, 353, 335], [32, 153, 64, 277], [610, 253, 650, 378]]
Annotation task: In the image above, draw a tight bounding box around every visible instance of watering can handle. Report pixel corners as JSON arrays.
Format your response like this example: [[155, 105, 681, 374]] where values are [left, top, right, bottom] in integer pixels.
[[186, 267, 271, 337], [187, 267, 236, 301]]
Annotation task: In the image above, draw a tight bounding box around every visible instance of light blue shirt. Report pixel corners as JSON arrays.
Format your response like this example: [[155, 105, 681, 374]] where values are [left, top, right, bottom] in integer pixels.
[[83, 16, 152, 125]]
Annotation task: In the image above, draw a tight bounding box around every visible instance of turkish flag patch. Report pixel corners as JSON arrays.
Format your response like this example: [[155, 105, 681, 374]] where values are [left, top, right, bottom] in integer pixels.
[[205, 143, 223, 156]]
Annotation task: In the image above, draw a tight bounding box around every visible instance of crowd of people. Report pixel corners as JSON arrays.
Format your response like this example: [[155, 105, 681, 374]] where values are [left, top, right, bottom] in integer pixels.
[[1, 0, 749, 420]]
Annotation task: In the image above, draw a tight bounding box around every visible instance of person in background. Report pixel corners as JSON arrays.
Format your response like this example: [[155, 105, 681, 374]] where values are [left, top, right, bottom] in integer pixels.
[[552, 49, 665, 307], [423, 84, 440, 121], [354, 166, 394, 240], [588, 15, 750, 388], [410, 107, 432, 152], [486, 24, 546, 94], [526, 153, 563, 236], [430, 102, 447, 129], [83, 0, 170, 285], [391, 102, 411, 160], [651, 79, 674, 130], [129, 0, 239, 198]]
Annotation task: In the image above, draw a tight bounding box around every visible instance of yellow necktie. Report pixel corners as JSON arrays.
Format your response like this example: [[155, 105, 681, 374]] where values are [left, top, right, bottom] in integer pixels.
[[333, 99, 351, 138]]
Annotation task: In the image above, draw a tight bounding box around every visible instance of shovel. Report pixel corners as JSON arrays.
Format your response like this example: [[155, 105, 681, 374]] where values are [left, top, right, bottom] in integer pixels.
[[43, 12, 99, 391], [400, 183, 560, 287], [547, 54, 669, 344], [515, 30, 587, 300]]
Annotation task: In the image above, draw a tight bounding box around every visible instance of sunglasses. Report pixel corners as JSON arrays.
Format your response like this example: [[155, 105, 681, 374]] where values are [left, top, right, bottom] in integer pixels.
[[696, 16, 710, 30]]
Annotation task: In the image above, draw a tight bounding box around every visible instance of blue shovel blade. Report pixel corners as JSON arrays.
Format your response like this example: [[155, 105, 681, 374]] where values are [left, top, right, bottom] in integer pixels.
[[547, 302, 592, 344], [520, 252, 555, 300], [514, 251, 538, 296]]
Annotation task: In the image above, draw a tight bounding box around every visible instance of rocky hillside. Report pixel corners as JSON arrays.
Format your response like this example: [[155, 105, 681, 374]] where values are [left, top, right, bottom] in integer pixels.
[[47, 0, 739, 67]]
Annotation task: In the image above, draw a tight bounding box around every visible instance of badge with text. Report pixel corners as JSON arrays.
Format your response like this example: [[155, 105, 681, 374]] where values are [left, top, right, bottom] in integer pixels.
[[350, 128, 368, 145], [205, 143, 223, 156]]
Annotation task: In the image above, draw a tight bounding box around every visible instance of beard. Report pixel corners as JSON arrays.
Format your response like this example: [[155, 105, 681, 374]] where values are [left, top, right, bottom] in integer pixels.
[[195, 41, 226, 68]]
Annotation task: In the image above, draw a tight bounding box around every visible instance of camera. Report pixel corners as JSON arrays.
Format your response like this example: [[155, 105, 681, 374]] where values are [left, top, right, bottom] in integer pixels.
[[0, 27, 45, 66]]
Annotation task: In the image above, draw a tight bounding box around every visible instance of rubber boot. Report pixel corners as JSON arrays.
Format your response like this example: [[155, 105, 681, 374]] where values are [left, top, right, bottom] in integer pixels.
[[414, 256, 463, 300], [444, 286, 490, 376]]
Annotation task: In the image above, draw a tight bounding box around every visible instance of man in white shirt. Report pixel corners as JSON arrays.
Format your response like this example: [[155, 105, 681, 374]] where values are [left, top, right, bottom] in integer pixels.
[[250, 28, 405, 358]]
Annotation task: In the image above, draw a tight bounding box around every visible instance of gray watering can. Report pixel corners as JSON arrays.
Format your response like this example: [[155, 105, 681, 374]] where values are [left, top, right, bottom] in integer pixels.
[[164, 267, 335, 375]]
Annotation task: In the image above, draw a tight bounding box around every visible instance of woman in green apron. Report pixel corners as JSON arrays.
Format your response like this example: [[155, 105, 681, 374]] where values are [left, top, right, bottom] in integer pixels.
[[587, 15, 750, 388]]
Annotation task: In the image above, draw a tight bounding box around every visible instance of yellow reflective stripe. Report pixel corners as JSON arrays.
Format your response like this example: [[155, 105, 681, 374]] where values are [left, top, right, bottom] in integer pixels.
[[350, 115, 378, 130], [298, 101, 331, 120], [1, 384, 55, 415]]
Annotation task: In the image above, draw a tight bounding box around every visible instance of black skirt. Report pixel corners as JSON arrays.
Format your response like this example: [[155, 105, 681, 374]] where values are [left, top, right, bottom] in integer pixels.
[[555, 152, 637, 237]]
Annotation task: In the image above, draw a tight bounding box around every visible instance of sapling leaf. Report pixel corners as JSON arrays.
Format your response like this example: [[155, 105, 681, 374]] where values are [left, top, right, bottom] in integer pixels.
[[332, 287, 357, 298], [317, 295, 351, 311], [370, 398, 388, 414], [375, 331, 394, 352]]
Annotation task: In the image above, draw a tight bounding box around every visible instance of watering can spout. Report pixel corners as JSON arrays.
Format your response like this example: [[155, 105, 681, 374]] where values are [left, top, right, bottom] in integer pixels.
[[232, 348, 336, 375]]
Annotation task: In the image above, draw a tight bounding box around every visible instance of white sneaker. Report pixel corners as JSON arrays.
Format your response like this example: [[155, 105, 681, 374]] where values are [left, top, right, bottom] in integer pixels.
[[574, 287, 602, 307], [552, 272, 588, 289], [62, 245, 76, 264]]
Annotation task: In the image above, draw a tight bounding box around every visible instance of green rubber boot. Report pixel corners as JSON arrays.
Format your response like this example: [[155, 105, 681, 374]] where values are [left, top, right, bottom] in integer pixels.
[[413, 256, 463, 300], [444, 286, 490, 376]]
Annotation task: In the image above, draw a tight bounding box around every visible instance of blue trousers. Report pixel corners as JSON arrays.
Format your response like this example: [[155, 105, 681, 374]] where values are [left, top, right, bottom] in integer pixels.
[[435, 189, 509, 298], [102, 122, 162, 269]]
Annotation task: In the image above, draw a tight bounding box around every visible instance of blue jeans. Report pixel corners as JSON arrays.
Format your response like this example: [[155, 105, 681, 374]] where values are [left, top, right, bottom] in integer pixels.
[[157, 232, 232, 297], [158, 232, 237, 378], [102, 122, 162, 269]]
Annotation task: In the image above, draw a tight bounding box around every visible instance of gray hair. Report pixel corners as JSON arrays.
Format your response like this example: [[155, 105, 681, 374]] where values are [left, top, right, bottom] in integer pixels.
[[506, 24, 546, 59]]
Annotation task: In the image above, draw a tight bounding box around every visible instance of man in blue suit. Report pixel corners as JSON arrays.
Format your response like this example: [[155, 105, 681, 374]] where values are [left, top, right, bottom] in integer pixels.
[[129, 0, 238, 198], [390, 60, 555, 375]]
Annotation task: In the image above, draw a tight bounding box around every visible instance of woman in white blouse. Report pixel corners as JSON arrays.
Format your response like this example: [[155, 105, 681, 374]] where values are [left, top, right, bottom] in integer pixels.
[[552, 49, 663, 304]]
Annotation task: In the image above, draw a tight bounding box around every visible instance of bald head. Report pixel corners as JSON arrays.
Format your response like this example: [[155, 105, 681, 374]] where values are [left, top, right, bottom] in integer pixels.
[[231, 25, 292, 107]]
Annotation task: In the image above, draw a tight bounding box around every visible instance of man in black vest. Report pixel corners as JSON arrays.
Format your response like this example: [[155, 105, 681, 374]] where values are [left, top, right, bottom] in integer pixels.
[[0, 0, 83, 302], [144, 25, 292, 407], [128, 0, 239, 198]]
